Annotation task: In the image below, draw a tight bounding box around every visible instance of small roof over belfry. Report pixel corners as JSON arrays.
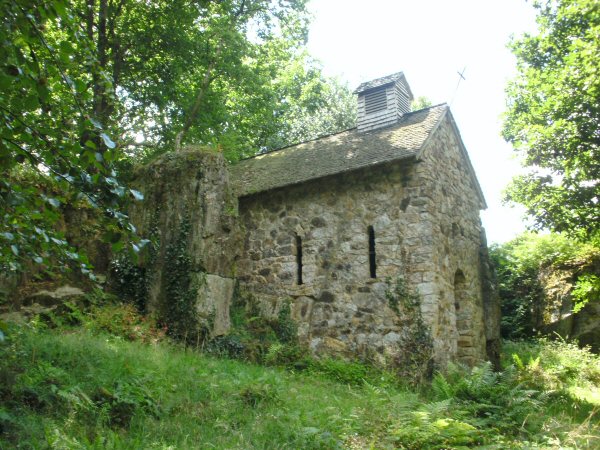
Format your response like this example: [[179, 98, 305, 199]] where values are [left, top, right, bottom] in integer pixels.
[[354, 71, 414, 98]]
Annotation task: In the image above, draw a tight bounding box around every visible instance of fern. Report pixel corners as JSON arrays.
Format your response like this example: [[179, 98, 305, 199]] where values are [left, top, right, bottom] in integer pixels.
[[428, 361, 545, 436], [431, 372, 454, 400], [512, 353, 525, 370], [421, 399, 453, 417]]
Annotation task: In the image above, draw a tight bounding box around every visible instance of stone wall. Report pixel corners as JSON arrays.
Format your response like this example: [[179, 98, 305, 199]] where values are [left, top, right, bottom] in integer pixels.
[[236, 115, 489, 367], [128, 148, 241, 336], [237, 163, 425, 366], [415, 117, 487, 366]]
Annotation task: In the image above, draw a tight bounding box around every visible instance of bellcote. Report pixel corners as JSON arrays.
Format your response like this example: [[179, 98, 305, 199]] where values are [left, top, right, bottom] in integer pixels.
[[354, 72, 414, 132]]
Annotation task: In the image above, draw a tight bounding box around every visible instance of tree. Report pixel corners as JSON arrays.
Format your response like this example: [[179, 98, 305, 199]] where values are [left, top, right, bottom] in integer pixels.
[[0, 0, 354, 274], [490, 232, 599, 339], [68, 0, 347, 161], [0, 0, 138, 274], [502, 0, 599, 238], [411, 96, 432, 111], [262, 74, 357, 150]]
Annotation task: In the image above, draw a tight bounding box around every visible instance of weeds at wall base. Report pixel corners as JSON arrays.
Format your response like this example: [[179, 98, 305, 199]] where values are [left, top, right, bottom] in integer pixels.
[[385, 276, 434, 384]]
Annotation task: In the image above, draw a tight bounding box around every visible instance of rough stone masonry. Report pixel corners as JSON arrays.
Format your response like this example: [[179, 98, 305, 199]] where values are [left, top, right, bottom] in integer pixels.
[[130, 72, 501, 370]]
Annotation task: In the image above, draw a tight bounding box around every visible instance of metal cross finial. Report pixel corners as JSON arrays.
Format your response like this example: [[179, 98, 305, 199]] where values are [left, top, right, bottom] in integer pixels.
[[450, 67, 467, 106]]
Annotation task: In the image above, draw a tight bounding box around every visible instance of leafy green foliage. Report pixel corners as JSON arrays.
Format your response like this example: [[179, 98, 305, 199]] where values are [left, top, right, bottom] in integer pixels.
[[93, 378, 161, 428], [239, 382, 281, 408], [0, 172, 91, 274], [213, 289, 399, 387], [390, 340, 600, 448], [273, 300, 297, 344], [26, 287, 167, 343], [1, 0, 353, 279], [431, 363, 544, 435], [84, 302, 166, 344], [262, 76, 357, 150], [490, 232, 600, 338], [109, 253, 149, 312], [65, 0, 353, 162], [504, 338, 600, 395], [304, 358, 390, 386], [390, 409, 481, 449], [503, 0, 600, 238], [0, 0, 140, 275], [572, 274, 600, 313], [214, 290, 299, 363], [411, 96, 433, 111]]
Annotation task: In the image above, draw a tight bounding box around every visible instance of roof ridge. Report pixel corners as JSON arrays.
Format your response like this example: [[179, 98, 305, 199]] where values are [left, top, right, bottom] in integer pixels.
[[412, 102, 447, 112], [238, 103, 448, 162]]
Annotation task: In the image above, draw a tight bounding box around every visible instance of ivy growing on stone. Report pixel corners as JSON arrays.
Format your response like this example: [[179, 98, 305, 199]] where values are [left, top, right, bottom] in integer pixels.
[[273, 300, 297, 344], [386, 276, 434, 384], [161, 218, 205, 344], [109, 209, 160, 312], [109, 254, 149, 312]]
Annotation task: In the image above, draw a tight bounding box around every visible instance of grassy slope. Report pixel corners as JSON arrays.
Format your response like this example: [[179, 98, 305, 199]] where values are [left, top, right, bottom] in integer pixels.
[[1, 328, 414, 449], [1, 325, 599, 449]]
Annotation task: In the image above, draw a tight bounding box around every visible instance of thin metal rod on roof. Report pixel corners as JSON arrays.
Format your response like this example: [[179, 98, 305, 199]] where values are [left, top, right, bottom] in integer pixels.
[[450, 66, 467, 107]]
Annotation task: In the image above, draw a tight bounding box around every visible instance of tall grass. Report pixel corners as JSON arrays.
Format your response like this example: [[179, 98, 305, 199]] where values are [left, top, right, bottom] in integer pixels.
[[0, 325, 416, 449], [1, 313, 599, 448]]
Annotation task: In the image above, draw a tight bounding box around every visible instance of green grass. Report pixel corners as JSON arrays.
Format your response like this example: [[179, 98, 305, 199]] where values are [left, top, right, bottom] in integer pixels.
[[0, 326, 412, 449], [1, 320, 599, 449]]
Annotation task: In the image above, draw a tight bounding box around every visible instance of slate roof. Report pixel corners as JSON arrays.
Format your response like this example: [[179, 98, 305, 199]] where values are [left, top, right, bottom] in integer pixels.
[[231, 104, 448, 197]]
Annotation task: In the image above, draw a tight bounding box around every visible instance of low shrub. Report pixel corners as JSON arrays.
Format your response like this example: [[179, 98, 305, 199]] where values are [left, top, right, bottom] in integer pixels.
[[93, 378, 161, 427], [27, 287, 168, 344], [239, 383, 281, 408], [390, 410, 483, 449], [263, 341, 307, 367], [223, 292, 301, 364], [205, 334, 246, 359], [85, 302, 166, 344], [504, 338, 600, 390], [307, 358, 372, 385], [431, 362, 544, 435]]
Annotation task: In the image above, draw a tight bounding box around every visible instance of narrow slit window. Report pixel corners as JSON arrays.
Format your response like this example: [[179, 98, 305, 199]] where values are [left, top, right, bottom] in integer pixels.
[[368, 226, 376, 278], [296, 235, 303, 285]]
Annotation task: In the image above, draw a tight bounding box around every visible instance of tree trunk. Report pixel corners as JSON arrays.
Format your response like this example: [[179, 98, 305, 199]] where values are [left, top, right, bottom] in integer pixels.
[[93, 0, 109, 124]]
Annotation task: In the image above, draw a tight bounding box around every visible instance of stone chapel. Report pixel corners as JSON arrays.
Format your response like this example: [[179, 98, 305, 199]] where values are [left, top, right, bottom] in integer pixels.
[[131, 72, 500, 370]]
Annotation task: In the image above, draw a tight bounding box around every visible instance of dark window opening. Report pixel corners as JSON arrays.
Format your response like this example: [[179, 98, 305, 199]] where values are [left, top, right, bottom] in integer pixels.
[[368, 226, 376, 278], [296, 235, 303, 285]]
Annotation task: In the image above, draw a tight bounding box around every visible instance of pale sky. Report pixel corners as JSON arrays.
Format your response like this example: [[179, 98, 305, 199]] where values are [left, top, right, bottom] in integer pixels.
[[306, 0, 539, 244]]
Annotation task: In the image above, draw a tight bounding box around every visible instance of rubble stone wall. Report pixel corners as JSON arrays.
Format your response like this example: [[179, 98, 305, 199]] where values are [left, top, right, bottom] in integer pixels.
[[127, 124, 492, 368], [237, 116, 488, 367], [128, 148, 242, 336], [415, 118, 487, 366]]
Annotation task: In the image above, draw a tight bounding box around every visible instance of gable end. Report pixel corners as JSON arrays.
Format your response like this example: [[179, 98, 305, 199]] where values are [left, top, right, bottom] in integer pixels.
[[416, 109, 487, 209]]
